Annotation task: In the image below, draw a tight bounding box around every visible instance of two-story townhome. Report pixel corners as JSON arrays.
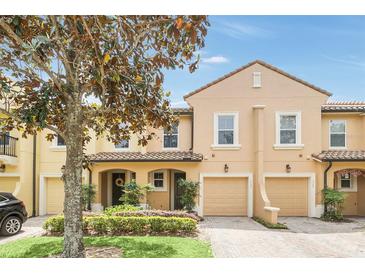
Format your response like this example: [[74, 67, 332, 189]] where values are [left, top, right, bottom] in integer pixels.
[[1, 60, 364, 224]]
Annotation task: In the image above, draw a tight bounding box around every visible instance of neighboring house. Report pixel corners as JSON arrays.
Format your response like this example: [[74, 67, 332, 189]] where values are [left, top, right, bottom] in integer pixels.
[[1, 60, 364, 223]]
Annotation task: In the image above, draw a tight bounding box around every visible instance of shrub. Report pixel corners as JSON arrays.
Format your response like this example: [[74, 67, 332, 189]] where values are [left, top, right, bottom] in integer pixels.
[[321, 188, 346, 222], [120, 180, 153, 206], [252, 217, 288, 229], [177, 179, 199, 211], [104, 204, 142, 216], [43, 215, 197, 236], [81, 184, 96, 211], [113, 209, 201, 221]]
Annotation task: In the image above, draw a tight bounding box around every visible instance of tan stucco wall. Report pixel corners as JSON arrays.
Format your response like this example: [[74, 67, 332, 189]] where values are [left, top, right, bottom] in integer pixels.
[[322, 113, 365, 150], [146, 115, 192, 152]]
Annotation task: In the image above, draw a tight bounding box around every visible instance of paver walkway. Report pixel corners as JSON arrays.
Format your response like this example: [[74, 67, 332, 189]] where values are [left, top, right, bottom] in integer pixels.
[[199, 217, 365, 257]]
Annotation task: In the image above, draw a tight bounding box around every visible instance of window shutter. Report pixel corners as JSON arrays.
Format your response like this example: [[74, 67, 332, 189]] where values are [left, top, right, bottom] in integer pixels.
[[253, 72, 261, 88]]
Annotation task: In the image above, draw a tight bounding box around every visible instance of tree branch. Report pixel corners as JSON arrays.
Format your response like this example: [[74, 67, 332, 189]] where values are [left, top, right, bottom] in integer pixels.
[[0, 107, 62, 136]]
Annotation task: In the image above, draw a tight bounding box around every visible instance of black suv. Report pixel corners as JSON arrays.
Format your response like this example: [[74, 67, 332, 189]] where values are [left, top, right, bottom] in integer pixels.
[[0, 193, 28, 236]]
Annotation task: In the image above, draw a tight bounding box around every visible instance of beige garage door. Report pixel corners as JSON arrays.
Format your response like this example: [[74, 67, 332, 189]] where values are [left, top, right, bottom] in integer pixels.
[[0, 177, 18, 193], [266, 177, 308, 216], [46, 178, 64, 215], [204, 177, 247, 216]]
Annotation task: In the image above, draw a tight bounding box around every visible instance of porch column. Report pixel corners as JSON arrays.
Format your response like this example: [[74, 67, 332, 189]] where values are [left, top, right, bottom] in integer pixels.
[[136, 170, 149, 206]]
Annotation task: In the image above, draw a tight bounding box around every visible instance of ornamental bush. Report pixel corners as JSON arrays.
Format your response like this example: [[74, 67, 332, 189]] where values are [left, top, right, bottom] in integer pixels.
[[321, 188, 346, 222], [113, 209, 201, 221], [104, 204, 142, 216], [43, 215, 197, 236], [177, 179, 199, 211]]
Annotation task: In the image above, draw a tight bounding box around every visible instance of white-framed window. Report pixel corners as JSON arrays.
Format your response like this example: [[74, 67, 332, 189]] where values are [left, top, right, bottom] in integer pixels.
[[150, 170, 167, 191], [56, 135, 66, 146], [115, 123, 130, 151], [337, 173, 357, 192], [212, 112, 240, 149], [163, 123, 178, 149], [253, 71, 262, 88], [274, 112, 303, 149], [329, 120, 346, 149]]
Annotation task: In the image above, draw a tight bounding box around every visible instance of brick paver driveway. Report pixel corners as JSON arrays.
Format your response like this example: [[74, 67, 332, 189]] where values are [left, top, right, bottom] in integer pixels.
[[199, 217, 365, 257], [0, 216, 47, 245]]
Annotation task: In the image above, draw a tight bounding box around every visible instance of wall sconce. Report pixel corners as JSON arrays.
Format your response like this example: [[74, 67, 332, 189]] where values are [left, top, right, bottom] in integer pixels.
[[61, 165, 65, 174], [286, 164, 292, 173], [0, 164, 5, 172], [224, 164, 229, 173]]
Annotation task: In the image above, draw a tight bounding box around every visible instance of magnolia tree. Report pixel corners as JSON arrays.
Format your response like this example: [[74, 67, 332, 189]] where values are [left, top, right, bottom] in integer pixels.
[[0, 15, 209, 257]]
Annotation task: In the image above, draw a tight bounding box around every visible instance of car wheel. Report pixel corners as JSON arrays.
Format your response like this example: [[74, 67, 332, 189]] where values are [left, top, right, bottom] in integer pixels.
[[1, 216, 23, 236]]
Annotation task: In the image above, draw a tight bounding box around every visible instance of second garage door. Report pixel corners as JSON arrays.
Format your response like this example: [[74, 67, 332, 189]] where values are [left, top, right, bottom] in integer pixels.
[[46, 178, 64, 215], [203, 177, 247, 216], [266, 177, 308, 216]]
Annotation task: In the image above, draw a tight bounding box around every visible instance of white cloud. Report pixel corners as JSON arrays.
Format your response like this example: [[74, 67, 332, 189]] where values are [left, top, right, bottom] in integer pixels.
[[202, 56, 229, 64], [214, 20, 273, 40], [322, 55, 365, 69]]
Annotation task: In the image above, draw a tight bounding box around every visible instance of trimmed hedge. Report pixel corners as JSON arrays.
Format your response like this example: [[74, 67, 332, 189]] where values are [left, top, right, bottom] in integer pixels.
[[43, 215, 197, 236], [104, 204, 142, 216], [113, 210, 201, 221]]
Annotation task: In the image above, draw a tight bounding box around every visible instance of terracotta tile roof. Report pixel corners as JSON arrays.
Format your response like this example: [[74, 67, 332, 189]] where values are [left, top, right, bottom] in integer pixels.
[[312, 150, 365, 162], [183, 59, 332, 99], [88, 151, 203, 162], [172, 107, 193, 114], [321, 101, 365, 113]]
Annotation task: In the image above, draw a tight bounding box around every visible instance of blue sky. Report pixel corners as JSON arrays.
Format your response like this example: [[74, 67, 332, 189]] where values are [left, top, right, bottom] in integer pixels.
[[163, 16, 365, 107]]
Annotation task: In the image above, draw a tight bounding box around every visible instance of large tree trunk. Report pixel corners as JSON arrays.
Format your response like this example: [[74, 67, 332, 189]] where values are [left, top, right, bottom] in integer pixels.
[[62, 102, 85, 258]]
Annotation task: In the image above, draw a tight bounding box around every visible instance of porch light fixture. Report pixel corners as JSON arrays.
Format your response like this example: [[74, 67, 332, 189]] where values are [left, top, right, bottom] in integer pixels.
[[224, 164, 229, 173], [0, 164, 5, 172], [286, 164, 291, 173]]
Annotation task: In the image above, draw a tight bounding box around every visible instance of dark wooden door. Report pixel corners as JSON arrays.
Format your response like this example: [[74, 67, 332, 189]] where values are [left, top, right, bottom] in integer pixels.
[[112, 173, 125, 205], [174, 172, 186, 210]]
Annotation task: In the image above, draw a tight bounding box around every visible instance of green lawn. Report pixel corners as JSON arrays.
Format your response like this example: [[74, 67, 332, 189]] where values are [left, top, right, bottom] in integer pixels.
[[0, 236, 213, 258]]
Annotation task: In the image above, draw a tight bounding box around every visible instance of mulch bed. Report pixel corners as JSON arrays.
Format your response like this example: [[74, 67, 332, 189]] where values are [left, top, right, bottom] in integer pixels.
[[50, 246, 122, 258]]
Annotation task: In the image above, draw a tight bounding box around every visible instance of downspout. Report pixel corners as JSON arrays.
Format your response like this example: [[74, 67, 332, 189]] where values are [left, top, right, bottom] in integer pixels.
[[86, 165, 92, 211], [190, 112, 194, 151], [323, 161, 333, 213], [32, 134, 37, 217]]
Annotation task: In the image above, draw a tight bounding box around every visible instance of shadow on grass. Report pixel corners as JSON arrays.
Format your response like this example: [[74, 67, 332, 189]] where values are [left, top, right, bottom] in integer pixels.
[[85, 237, 177, 258], [22, 241, 63, 258]]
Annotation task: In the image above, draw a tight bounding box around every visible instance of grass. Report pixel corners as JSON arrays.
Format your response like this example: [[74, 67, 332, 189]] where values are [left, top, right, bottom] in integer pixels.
[[252, 217, 288, 229], [0, 236, 213, 258]]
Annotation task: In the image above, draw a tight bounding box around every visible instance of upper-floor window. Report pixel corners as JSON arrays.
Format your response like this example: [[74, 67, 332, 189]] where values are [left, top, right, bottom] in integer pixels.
[[275, 112, 302, 148], [213, 112, 240, 148], [163, 123, 178, 149], [329, 120, 346, 149], [115, 123, 129, 150], [115, 139, 129, 149], [56, 135, 66, 146], [253, 72, 262, 88]]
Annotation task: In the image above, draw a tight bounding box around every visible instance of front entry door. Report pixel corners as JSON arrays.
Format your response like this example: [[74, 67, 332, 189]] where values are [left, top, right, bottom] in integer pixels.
[[174, 172, 186, 210], [112, 173, 125, 205]]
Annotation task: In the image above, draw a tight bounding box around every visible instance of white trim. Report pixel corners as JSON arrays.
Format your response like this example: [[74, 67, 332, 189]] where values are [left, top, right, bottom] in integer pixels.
[[0, 172, 20, 177], [275, 111, 302, 148], [273, 144, 304, 150], [0, 155, 18, 165], [210, 144, 242, 150], [150, 169, 168, 192], [263, 172, 316, 217], [329, 119, 347, 150], [253, 71, 262, 88], [213, 112, 240, 147], [162, 123, 179, 150], [39, 173, 63, 216], [198, 172, 253, 217], [336, 173, 357, 192], [49, 145, 66, 152]]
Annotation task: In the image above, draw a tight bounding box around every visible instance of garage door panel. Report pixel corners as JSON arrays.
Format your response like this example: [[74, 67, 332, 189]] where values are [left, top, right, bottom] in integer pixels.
[[46, 178, 64, 215], [266, 177, 308, 217], [204, 177, 247, 216]]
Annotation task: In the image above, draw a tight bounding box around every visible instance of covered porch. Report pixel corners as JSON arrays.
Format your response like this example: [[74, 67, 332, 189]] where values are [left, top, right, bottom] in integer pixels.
[[312, 150, 365, 216], [88, 151, 202, 211]]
